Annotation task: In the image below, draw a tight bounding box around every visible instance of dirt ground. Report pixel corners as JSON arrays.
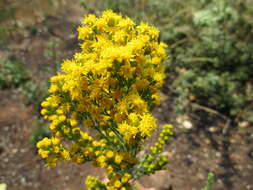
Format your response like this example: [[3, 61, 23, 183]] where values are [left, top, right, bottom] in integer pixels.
[[0, 6, 253, 190]]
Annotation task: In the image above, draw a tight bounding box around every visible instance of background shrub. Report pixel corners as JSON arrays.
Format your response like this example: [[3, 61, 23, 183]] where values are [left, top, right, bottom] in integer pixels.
[[169, 0, 253, 123], [0, 57, 28, 89], [0, 0, 16, 47]]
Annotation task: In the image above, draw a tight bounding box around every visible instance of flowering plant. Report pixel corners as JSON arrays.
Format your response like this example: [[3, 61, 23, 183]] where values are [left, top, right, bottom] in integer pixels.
[[37, 10, 173, 190]]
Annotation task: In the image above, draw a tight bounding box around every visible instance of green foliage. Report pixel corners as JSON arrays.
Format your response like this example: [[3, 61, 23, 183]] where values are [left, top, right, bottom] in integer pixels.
[[201, 173, 215, 190], [20, 80, 49, 112], [29, 118, 51, 147], [0, 57, 28, 89], [168, 0, 253, 122], [96, 0, 253, 123], [0, 1, 15, 23], [0, 0, 16, 46], [79, 0, 87, 9]]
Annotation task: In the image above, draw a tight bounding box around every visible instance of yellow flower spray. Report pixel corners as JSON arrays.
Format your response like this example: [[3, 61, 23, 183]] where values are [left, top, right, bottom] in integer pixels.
[[37, 10, 173, 190]]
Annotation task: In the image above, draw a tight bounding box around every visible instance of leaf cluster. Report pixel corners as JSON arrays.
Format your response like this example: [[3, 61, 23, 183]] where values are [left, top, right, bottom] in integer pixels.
[[168, 0, 253, 122], [0, 57, 28, 89]]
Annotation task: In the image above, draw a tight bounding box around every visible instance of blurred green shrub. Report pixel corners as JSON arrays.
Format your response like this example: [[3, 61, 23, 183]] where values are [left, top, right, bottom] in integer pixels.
[[21, 80, 49, 112], [168, 0, 253, 123], [0, 57, 28, 89], [95, 0, 253, 123], [0, 0, 16, 46], [0, 56, 48, 111], [29, 118, 51, 147], [0, 0, 15, 23]]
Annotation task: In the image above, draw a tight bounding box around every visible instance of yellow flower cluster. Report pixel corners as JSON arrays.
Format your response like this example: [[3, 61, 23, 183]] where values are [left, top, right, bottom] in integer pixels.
[[85, 176, 107, 190], [37, 10, 172, 190]]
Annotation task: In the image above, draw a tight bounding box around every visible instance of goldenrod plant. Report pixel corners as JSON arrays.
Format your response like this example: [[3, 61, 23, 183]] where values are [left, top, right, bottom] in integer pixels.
[[37, 10, 173, 190]]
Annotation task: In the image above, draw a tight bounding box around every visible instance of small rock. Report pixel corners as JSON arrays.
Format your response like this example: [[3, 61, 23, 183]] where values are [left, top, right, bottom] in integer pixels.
[[215, 152, 221, 158], [21, 177, 26, 185], [12, 149, 18, 154], [204, 139, 211, 144], [239, 121, 249, 128], [20, 149, 26, 153], [187, 154, 193, 159], [176, 115, 190, 124], [0, 183, 7, 190], [68, 34, 76, 39], [208, 127, 217, 132], [182, 120, 193, 129]]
